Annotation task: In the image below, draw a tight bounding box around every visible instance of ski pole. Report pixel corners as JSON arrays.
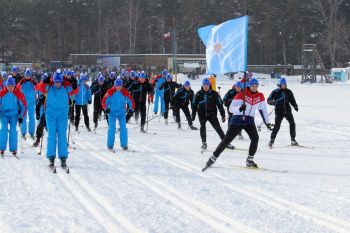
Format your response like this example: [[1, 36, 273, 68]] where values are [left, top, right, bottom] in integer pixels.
[[146, 102, 151, 132], [39, 130, 44, 155], [19, 123, 24, 154], [134, 113, 159, 129], [257, 109, 275, 131]]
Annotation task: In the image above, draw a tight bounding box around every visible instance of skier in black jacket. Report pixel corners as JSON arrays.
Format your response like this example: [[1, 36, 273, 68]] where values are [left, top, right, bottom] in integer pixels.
[[10, 66, 23, 84], [172, 80, 197, 130], [126, 71, 153, 132], [192, 78, 234, 150], [64, 70, 78, 123], [159, 73, 181, 124], [91, 74, 109, 129], [267, 78, 298, 147]]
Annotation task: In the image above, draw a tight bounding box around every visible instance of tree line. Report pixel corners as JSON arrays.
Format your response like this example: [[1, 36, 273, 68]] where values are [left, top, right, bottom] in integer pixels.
[[0, 0, 349, 68]]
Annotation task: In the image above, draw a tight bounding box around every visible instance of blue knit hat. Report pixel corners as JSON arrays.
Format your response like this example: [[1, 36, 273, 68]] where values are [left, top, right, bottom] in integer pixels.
[[114, 78, 123, 86], [202, 78, 210, 86], [235, 81, 242, 88], [24, 68, 32, 77], [279, 77, 287, 86], [184, 80, 191, 87], [130, 71, 137, 78], [11, 66, 18, 73], [249, 78, 259, 86], [6, 76, 15, 86], [109, 72, 116, 79], [67, 70, 74, 76], [53, 69, 64, 83], [166, 73, 172, 80], [162, 70, 167, 76], [98, 74, 105, 83], [139, 72, 146, 79]]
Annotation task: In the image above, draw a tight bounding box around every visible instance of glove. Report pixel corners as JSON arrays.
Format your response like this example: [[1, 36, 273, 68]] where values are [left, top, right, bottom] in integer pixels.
[[294, 107, 298, 112], [18, 118, 23, 124], [88, 101, 92, 105], [222, 116, 226, 123], [36, 114, 40, 120], [105, 108, 111, 114], [148, 95, 154, 104], [72, 82, 78, 89], [266, 123, 274, 130], [239, 104, 246, 112]]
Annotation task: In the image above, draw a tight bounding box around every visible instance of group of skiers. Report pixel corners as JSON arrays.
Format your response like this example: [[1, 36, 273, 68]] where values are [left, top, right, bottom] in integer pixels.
[[0, 66, 298, 170]]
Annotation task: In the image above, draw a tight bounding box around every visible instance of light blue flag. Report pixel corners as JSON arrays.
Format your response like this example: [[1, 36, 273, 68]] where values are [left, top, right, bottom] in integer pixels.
[[198, 16, 248, 74]]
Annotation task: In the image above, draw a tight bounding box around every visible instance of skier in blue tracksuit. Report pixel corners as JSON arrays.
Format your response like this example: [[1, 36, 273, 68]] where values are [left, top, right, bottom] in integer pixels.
[[102, 78, 134, 151], [0, 76, 27, 156], [153, 70, 167, 115], [16, 68, 37, 139], [36, 69, 73, 168], [74, 74, 92, 131]]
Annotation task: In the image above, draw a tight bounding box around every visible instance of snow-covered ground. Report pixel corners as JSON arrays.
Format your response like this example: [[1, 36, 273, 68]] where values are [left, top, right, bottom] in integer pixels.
[[1, 74, 349, 233]]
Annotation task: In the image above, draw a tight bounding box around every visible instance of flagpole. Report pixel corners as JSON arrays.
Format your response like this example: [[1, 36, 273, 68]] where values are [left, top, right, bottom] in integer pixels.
[[172, 16, 177, 83]]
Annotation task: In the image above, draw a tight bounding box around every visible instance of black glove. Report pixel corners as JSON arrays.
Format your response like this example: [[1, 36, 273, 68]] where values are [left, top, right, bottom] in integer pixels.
[[222, 116, 226, 123], [294, 107, 298, 112], [266, 123, 274, 130], [72, 82, 78, 89], [239, 104, 246, 112], [18, 118, 23, 124], [36, 114, 40, 120], [88, 101, 92, 104], [105, 108, 111, 114]]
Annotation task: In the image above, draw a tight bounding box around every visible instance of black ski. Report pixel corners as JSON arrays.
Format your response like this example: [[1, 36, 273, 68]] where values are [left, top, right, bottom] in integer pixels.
[[49, 166, 57, 173], [233, 165, 287, 173], [202, 165, 210, 172], [62, 166, 70, 173]]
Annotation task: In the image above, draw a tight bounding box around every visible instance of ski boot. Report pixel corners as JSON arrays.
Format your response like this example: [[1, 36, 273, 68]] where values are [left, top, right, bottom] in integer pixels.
[[246, 156, 258, 168], [0, 150, 4, 158], [206, 156, 216, 168], [165, 119, 168, 125], [291, 139, 299, 146], [189, 125, 198, 130], [226, 144, 235, 150], [140, 126, 146, 133], [49, 158, 55, 168], [86, 126, 91, 132], [268, 139, 274, 148], [60, 158, 67, 168], [201, 142, 207, 150], [29, 134, 35, 140], [178, 123, 181, 129], [12, 151, 17, 156], [75, 126, 78, 132], [122, 146, 128, 151], [238, 132, 244, 140], [33, 138, 41, 147]]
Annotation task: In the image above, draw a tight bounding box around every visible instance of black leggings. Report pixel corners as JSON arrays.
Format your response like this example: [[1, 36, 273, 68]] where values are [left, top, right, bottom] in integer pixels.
[[199, 115, 225, 143], [271, 113, 296, 141], [174, 105, 193, 126], [213, 124, 259, 159], [75, 105, 90, 128]]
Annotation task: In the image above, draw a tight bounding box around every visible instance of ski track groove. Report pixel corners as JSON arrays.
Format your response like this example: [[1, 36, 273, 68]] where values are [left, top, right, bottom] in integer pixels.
[[79, 132, 256, 233], [21, 138, 121, 233], [70, 173, 144, 233], [56, 174, 123, 233], [138, 145, 350, 233]]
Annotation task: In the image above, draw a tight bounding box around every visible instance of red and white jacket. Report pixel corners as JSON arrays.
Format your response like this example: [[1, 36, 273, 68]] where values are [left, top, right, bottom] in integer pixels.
[[229, 88, 270, 125]]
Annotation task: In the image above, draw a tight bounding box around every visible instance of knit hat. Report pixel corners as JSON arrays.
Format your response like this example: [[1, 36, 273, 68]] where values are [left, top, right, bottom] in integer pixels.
[[6, 76, 15, 86], [202, 78, 210, 86], [114, 78, 123, 86], [249, 78, 259, 86]]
